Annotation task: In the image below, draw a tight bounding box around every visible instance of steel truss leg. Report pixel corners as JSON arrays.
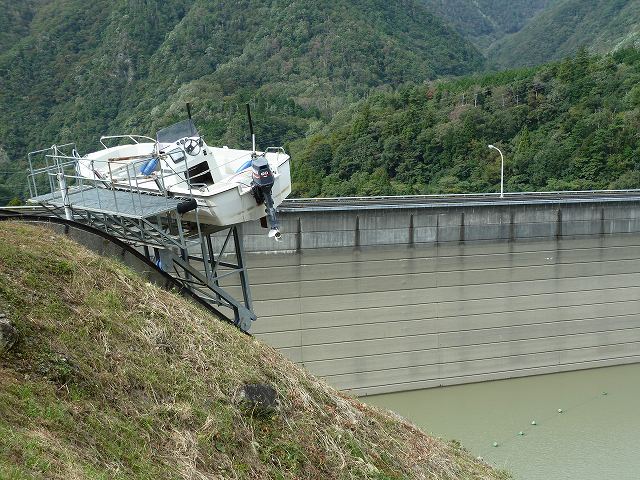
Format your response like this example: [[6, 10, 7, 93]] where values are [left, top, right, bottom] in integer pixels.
[[163, 222, 256, 332], [232, 224, 254, 314]]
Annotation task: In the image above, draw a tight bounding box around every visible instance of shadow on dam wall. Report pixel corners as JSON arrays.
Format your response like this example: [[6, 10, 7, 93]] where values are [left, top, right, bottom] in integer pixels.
[[217, 199, 640, 396]]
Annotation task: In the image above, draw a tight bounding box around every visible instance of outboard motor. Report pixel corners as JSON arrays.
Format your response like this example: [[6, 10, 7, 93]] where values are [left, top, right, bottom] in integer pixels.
[[251, 153, 280, 239], [246, 104, 281, 240]]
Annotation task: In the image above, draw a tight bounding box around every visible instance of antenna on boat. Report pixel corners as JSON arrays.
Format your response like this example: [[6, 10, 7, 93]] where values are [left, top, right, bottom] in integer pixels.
[[186, 102, 195, 136], [246, 103, 256, 156]]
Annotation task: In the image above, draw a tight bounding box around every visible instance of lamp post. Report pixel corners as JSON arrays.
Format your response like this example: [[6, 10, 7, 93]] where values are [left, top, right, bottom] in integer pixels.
[[488, 144, 504, 198]]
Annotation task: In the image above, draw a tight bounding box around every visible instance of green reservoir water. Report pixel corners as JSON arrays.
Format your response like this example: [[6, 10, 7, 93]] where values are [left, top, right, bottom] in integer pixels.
[[365, 364, 640, 480]]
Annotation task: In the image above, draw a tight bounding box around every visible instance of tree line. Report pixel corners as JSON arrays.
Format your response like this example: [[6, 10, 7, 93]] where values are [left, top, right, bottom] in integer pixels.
[[289, 48, 640, 197]]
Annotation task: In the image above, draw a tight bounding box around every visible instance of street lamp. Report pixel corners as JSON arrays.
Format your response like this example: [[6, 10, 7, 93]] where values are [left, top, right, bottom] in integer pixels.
[[488, 144, 504, 198]]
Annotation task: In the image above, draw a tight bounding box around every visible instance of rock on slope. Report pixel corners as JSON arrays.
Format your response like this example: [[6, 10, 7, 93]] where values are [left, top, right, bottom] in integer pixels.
[[0, 222, 508, 479]]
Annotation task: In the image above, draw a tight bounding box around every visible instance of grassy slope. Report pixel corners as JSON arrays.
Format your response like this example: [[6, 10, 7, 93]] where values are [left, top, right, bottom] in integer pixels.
[[0, 222, 508, 480]]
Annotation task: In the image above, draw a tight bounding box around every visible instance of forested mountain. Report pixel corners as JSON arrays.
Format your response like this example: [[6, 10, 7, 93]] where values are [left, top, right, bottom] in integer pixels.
[[422, 0, 640, 68], [421, 0, 552, 52], [488, 0, 640, 68], [0, 0, 482, 204], [3, 1, 640, 205], [0, 0, 39, 52], [290, 48, 640, 197]]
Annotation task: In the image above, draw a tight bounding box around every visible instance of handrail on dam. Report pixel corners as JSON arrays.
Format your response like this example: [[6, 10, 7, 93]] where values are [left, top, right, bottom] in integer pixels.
[[280, 190, 640, 211], [8, 189, 640, 215]]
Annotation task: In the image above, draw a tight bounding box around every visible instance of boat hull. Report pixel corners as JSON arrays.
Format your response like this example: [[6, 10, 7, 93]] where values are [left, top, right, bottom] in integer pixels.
[[76, 141, 292, 228], [182, 158, 291, 226]]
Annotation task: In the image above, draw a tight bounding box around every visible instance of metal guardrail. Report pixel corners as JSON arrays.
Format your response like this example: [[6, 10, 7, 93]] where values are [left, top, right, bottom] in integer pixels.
[[280, 190, 640, 211]]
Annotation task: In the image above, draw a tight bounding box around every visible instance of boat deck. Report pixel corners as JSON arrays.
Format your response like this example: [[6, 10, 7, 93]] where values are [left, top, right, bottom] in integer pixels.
[[30, 186, 181, 219]]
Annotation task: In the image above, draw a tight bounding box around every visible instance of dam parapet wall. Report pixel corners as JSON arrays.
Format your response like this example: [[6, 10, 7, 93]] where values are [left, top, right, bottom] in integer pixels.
[[234, 195, 640, 395]]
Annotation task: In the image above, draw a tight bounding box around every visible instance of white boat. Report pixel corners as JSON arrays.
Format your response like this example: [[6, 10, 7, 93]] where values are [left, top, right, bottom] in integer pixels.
[[76, 113, 291, 238]]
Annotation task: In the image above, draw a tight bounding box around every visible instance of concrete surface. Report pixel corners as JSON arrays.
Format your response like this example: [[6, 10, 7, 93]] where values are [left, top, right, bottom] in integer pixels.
[[238, 200, 640, 395]]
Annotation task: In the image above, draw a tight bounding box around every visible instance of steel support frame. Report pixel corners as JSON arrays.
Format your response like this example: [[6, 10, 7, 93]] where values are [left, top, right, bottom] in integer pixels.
[[168, 226, 255, 332], [38, 202, 257, 331]]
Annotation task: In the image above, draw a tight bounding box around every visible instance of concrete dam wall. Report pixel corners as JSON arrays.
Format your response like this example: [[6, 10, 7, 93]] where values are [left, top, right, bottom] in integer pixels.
[[230, 196, 640, 396]]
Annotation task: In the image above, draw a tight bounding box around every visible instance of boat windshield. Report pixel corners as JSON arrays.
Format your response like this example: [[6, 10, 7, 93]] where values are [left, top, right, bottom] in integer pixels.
[[156, 119, 199, 144]]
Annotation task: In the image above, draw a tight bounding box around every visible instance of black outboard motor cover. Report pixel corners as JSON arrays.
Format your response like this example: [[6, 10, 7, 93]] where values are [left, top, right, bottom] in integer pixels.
[[251, 154, 275, 193]]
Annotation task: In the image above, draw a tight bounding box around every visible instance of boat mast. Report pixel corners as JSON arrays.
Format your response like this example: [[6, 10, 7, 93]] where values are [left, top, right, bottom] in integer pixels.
[[246, 104, 256, 155], [186, 102, 195, 136]]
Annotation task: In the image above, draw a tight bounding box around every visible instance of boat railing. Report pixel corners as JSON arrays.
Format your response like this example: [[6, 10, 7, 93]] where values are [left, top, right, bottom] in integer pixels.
[[212, 146, 288, 177], [100, 135, 156, 150], [27, 144, 78, 199], [83, 148, 201, 201], [265, 146, 286, 155], [27, 143, 204, 222], [264, 146, 286, 174]]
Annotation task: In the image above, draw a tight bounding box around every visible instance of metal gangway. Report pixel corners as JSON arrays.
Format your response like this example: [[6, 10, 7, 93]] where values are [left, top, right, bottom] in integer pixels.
[[25, 142, 256, 332]]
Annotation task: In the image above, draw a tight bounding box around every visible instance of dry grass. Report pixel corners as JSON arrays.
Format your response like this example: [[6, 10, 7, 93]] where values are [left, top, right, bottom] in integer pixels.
[[0, 222, 509, 480]]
